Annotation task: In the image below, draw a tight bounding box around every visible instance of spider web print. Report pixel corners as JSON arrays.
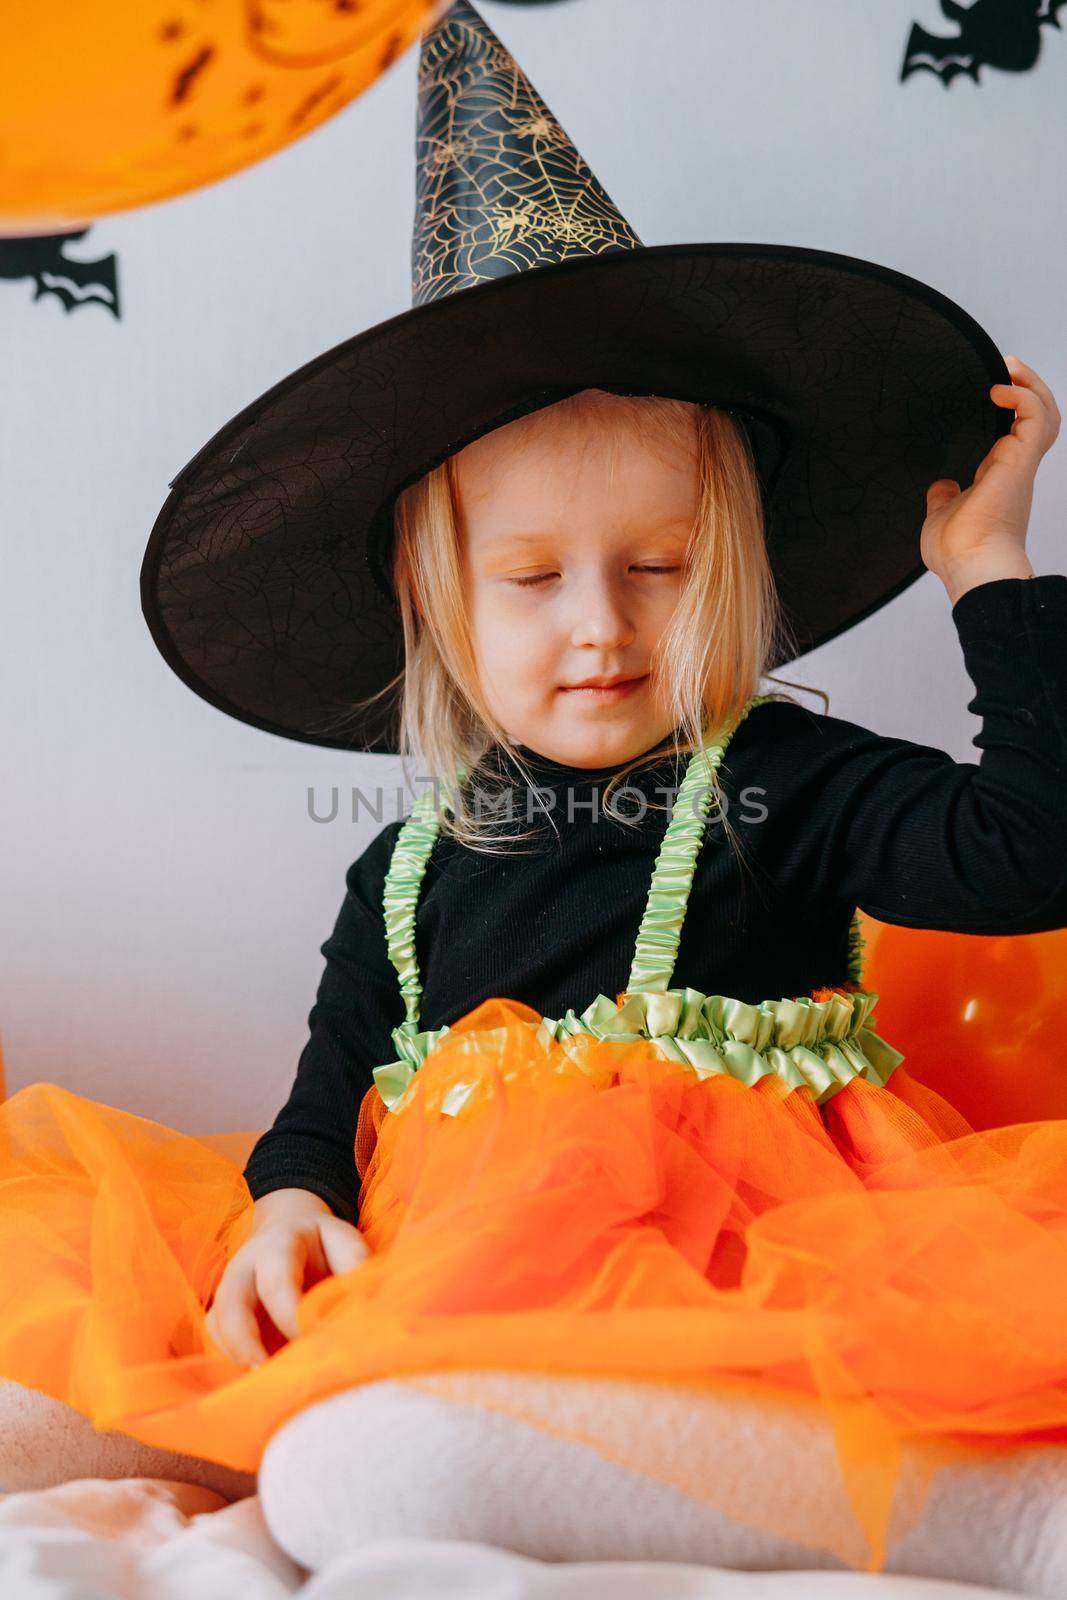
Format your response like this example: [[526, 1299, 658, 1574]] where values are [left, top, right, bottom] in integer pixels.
[[412, 0, 642, 306]]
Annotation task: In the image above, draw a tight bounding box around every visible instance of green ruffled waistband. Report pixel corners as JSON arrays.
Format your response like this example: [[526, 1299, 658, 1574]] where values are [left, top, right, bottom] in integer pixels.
[[372, 985, 905, 1116]]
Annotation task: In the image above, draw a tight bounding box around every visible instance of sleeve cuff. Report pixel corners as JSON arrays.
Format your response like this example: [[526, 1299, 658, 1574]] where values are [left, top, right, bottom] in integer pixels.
[[245, 1172, 359, 1225], [951, 574, 1067, 643], [243, 1136, 359, 1224]]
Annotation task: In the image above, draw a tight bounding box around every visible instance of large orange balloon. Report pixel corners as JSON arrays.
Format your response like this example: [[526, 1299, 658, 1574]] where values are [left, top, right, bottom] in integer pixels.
[[1, 0, 446, 233], [860, 912, 1067, 1129]]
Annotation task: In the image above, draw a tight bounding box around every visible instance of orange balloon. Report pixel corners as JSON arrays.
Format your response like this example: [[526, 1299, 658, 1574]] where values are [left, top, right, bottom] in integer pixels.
[[860, 912, 1067, 1129], [0, 0, 446, 233]]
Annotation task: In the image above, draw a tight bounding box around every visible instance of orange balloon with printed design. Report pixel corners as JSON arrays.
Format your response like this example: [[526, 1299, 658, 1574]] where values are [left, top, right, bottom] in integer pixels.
[[0, 0, 447, 233]]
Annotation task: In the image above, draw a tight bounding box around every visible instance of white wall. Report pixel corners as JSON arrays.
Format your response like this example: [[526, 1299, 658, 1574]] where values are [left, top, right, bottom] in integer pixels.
[[2, 0, 1064, 1129]]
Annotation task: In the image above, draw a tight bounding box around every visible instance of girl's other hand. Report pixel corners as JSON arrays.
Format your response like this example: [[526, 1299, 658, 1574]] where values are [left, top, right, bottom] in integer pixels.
[[921, 355, 1061, 606], [204, 1187, 369, 1368]]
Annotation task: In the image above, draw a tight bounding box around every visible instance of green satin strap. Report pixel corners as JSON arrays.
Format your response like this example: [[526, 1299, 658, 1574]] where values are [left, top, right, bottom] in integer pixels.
[[625, 695, 866, 991], [626, 695, 776, 994], [381, 781, 443, 1048], [847, 910, 867, 989]]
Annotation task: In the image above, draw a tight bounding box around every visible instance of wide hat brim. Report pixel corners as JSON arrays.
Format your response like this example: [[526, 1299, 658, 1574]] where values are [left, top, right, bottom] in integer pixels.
[[142, 239, 1011, 754]]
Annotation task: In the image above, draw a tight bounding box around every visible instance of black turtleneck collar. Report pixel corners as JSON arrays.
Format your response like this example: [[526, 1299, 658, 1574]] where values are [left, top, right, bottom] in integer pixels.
[[499, 732, 688, 789]]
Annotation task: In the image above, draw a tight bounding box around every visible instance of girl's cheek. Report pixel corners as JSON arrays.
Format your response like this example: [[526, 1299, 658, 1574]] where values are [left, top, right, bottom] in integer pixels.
[[478, 612, 540, 677]]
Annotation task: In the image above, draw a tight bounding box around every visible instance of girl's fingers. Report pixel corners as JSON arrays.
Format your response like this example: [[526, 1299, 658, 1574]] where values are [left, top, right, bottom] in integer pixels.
[[926, 479, 961, 508], [992, 380, 1041, 411], [302, 1226, 329, 1280], [205, 1274, 268, 1368], [1000, 357, 1062, 436], [255, 1240, 308, 1343], [1004, 354, 1055, 399], [318, 1216, 371, 1276], [989, 380, 1053, 457], [206, 1223, 370, 1368]]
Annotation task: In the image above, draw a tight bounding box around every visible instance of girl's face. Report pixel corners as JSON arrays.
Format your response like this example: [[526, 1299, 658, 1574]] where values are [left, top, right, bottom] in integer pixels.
[[454, 401, 698, 769]]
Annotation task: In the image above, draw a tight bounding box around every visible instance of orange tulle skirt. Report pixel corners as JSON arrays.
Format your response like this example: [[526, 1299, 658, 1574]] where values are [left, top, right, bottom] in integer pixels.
[[3, 994, 1067, 1572]]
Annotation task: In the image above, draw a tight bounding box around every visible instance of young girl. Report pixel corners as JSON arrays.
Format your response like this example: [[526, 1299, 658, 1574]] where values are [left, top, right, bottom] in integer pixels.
[[5, 370, 1066, 1580], [4, 0, 1067, 1585], [241, 373, 1066, 1583]]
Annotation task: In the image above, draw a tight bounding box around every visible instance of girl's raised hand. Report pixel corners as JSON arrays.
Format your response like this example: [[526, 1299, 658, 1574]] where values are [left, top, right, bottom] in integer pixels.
[[205, 1187, 369, 1368], [921, 355, 1061, 605]]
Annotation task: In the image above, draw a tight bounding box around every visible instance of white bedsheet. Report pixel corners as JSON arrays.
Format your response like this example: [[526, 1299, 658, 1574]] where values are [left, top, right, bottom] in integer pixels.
[[0, 1477, 1030, 1600]]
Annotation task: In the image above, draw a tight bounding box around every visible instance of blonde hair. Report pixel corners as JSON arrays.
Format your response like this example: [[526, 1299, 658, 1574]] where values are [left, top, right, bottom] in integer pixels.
[[356, 388, 814, 857]]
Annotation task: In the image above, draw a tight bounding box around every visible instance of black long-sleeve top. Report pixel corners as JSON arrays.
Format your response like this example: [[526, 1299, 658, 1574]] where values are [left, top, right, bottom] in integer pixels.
[[243, 576, 1067, 1224]]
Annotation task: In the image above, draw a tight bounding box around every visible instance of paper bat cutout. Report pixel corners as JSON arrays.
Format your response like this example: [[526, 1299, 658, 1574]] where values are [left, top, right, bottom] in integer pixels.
[[0, 229, 120, 317], [902, 0, 1067, 85]]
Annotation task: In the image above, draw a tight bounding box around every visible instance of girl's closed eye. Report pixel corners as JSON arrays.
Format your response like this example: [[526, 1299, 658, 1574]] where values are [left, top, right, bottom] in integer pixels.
[[508, 564, 681, 589]]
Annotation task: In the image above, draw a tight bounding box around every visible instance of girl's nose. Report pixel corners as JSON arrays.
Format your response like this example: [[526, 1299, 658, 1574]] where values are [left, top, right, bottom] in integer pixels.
[[568, 577, 636, 650]]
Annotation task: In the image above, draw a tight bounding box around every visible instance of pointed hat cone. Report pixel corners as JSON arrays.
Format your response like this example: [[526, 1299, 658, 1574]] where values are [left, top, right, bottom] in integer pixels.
[[412, 0, 641, 306]]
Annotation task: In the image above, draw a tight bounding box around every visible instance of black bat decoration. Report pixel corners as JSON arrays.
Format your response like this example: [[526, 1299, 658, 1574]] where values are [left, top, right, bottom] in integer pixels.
[[902, 0, 1067, 84], [0, 229, 120, 318]]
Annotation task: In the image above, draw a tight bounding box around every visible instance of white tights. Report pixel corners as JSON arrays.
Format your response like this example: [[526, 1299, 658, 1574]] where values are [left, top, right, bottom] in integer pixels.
[[257, 1373, 1067, 1595]]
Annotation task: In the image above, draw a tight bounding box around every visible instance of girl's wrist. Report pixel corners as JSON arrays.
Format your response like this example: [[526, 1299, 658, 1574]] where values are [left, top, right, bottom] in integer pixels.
[[252, 1187, 333, 1228], [940, 547, 1035, 608]]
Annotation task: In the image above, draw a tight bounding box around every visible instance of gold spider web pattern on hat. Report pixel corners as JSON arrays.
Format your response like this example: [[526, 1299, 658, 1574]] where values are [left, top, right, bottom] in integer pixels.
[[412, 0, 642, 306]]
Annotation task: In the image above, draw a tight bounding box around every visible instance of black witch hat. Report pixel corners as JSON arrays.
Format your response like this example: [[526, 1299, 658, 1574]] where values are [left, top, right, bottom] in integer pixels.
[[141, 0, 1011, 753]]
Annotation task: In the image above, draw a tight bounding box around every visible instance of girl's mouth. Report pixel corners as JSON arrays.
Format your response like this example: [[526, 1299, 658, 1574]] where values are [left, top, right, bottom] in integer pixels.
[[559, 675, 648, 702]]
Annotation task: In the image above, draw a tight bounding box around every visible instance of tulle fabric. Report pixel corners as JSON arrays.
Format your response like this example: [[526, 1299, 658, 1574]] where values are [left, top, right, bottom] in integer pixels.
[[3, 995, 1067, 1571]]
